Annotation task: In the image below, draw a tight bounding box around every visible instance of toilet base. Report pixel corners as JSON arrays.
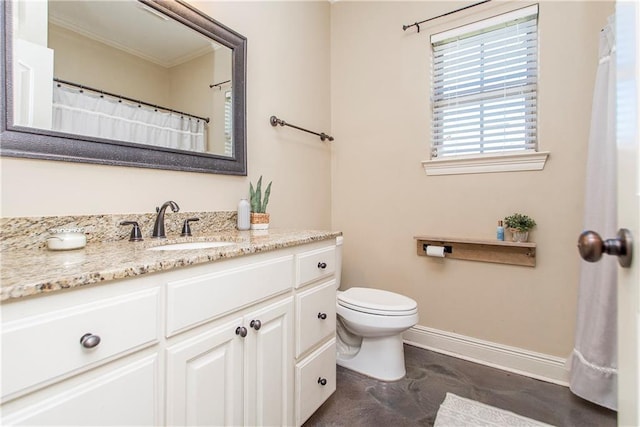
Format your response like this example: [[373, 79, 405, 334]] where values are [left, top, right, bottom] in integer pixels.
[[336, 333, 406, 381]]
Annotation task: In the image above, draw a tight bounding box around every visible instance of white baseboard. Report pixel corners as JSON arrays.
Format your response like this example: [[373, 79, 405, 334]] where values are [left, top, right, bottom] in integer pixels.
[[403, 325, 570, 386]]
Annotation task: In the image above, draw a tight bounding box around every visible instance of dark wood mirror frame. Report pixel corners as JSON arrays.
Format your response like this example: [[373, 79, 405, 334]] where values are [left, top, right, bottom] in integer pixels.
[[0, 0, 247, 175]]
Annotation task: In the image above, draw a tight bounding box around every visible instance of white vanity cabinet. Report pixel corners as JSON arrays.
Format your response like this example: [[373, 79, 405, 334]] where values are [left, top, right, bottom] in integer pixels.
[[0, 237, 338, 426]]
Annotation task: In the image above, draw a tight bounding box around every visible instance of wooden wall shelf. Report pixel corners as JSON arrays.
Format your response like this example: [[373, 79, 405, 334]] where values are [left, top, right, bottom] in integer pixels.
[[414, 236, 536, 267]]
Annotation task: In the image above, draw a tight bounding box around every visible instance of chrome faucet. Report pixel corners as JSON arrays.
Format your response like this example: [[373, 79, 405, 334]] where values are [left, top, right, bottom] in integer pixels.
[[152, 201, 180, 238]]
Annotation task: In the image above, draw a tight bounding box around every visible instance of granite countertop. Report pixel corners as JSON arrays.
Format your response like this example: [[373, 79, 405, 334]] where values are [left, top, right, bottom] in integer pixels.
[[1, 229, 341, 302]]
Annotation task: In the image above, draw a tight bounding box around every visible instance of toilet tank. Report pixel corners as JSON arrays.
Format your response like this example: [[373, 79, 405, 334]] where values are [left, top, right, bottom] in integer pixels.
[[335, 236, 343, 289]]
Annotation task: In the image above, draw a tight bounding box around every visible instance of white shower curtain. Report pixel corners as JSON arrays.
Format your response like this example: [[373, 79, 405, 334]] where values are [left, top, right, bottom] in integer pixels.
[[52, 84, 206, 152], [569, 17, 617, 410]]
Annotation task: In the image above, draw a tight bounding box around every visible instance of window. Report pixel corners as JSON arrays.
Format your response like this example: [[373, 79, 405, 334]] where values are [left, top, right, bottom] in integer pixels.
[[425, 5, 547, 175], [224, 90, 233, 157]]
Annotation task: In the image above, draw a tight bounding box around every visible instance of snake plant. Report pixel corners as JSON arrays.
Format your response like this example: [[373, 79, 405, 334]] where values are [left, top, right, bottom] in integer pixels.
[[249, 176, 272, 213]]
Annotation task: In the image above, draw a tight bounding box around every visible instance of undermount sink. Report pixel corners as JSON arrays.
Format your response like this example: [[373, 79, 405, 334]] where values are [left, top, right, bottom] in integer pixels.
[[147, 241, 236, 251]]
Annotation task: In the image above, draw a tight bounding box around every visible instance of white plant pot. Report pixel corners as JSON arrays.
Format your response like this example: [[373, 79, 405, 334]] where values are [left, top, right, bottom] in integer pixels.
[[510, 229, 529, 242]]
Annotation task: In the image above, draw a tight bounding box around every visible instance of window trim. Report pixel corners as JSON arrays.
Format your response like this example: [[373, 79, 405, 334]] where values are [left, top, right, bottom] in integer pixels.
[[422, 150, 549, 176]]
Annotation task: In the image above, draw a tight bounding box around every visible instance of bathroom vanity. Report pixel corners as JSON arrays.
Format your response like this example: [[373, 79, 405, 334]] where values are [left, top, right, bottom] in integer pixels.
[[0, 229, 339, 426]]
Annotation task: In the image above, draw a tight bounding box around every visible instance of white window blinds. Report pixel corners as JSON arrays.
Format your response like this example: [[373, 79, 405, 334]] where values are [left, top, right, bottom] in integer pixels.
[[431, 5, 538, 158]]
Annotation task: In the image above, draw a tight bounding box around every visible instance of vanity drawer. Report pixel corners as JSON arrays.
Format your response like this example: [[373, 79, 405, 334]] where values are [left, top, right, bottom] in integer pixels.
[[295, 338, 336, 426], [166, 255, 294, 336], [1, 288, 159, 400], [296, 279, 336, 357], [296, 246, 336, 288], [1, 352, 160, 426]]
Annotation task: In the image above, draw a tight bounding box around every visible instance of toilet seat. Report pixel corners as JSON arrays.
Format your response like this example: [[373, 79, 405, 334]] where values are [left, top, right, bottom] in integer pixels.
[[337, 287, 417, 316]]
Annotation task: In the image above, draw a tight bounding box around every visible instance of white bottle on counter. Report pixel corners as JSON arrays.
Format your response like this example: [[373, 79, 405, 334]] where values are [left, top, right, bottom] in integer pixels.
[[237, 198, 250, 230]]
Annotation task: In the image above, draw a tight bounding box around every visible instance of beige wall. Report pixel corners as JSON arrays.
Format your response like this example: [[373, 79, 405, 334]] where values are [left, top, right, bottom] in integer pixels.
[[1, 1, 332, 232], [170, 48, 233, 154], [49, 24, 171, 106], [331, 1, 614, 358]]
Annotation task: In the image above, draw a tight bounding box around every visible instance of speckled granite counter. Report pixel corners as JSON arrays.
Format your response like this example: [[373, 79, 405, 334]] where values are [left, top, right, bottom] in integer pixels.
[[1, 229, 341, 302]]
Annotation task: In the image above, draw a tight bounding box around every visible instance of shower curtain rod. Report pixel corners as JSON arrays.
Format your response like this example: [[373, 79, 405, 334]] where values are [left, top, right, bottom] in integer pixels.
[[270, 115, 334, 142], [402, 0, 491, 33], [53, 78, 210, 123], [209, 79, 231, 89]]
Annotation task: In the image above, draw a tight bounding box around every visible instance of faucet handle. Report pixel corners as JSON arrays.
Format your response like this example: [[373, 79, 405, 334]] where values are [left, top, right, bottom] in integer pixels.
[[181, 218, 200, 237], [120, 221, 143, 242]]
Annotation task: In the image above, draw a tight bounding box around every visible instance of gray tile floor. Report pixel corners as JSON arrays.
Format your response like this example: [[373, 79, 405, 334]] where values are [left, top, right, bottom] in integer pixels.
[[304, 344, 616, 426]]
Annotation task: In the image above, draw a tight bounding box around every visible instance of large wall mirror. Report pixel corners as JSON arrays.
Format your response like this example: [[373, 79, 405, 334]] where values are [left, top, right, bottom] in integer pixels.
[[0, 0, 247, 175]]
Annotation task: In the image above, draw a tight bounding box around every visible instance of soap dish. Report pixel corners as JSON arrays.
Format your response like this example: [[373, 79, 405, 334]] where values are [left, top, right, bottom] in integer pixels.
[[47, 227, 87, 251]]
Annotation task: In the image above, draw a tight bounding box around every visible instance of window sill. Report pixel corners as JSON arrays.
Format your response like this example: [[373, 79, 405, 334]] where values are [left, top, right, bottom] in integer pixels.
[[422, 151, 550, 176]]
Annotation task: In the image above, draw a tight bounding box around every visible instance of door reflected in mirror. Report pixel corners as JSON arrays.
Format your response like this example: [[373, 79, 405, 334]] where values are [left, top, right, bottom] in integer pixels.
[[12, 0, 234, 157]]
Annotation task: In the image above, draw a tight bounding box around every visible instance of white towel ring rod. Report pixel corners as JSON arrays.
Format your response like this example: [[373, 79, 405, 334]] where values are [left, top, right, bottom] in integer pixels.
[[270, 115, 334, 142]]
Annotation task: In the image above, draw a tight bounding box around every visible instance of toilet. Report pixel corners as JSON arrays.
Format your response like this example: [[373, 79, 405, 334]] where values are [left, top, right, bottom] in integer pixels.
[[334, 236, 419, 381]]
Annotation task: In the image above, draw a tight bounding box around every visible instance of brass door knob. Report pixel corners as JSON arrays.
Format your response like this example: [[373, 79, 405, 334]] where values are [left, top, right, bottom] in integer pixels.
[[577, 229, 633, 268]]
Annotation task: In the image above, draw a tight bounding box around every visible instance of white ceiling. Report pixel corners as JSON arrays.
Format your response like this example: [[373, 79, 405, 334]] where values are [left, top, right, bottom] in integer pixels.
[[48, 1, 222, 68]]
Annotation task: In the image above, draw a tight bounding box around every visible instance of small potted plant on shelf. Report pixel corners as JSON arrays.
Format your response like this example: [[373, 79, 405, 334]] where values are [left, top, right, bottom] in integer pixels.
[[503, 213, 536, 242], [249, 176, 272, 230]]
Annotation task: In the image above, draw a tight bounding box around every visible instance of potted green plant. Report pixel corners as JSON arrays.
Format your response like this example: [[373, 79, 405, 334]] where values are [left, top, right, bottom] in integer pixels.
[[249, 176, 272, 230], [503, 213, 536, 242]]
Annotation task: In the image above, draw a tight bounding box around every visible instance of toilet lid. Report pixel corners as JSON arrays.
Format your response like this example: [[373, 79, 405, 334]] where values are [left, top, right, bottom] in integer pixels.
[[337, 287, 417, 315]]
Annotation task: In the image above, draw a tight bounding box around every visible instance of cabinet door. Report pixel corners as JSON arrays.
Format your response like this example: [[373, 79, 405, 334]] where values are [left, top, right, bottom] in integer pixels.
[[244, 297, 294, 427], [1, 352, 160, 426], [166, 317, 244, 427]]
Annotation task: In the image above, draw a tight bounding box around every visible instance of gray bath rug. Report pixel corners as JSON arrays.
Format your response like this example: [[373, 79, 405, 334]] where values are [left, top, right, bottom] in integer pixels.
[[434, 393, 554, 426]]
